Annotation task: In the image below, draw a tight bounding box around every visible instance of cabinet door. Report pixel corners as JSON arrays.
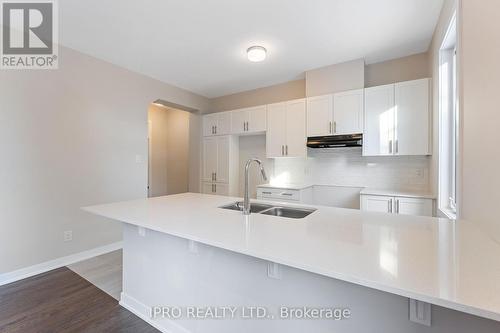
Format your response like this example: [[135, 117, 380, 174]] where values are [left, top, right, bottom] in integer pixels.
[[306, 94, 333, 137], [247, 105, 267, 132], [363, 84, 395, 156], [216, 136, 229, 183], [394, 79, 430, 155], [360, 195, 394, 213], [202, 137, 218, 182], [333, 89, 364, 135], [216, 112, 231, 135], [266, 102, 287, 158], [202, 182, 216, 194], [231, 108, 247, 134], [395, 197, 433, 217], [215, 183, 229, 196], [203, 114, 217, 136], [286, 99, 307, 157]]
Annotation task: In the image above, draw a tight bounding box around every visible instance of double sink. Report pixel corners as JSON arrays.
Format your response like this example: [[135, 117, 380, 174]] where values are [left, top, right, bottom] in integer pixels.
[[219, 201, 316, 219]]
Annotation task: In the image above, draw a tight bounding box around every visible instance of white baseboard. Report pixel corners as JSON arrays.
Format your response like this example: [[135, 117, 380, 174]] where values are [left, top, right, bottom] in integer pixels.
[[120, 292, 191, 333], [0, 241, 123, 286]]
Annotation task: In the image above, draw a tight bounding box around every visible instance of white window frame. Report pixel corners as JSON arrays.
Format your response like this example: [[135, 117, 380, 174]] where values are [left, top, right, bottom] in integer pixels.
[[438, 13, 459, 220]]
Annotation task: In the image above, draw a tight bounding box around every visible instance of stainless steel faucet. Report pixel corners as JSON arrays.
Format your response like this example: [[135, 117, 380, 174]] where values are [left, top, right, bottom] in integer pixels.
[[243, 158, 268, 215]]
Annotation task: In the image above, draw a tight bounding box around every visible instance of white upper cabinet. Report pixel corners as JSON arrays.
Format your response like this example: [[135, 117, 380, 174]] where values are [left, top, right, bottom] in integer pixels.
[[306, 89, 364, 137], [266, 102, 287, 158], [247, 105, 267, 133], [306, 94, 333, 137], [333, 89, 364, 135], [363, 78, 430, 156], [230, 105, 267, 135], [363, 84, 395, 156], [267, 99, 306, 158], [203, 112, 231, 136], [286, 99, 307, 157], [394, 79, 430, 155], [231, 109, 247, 134]]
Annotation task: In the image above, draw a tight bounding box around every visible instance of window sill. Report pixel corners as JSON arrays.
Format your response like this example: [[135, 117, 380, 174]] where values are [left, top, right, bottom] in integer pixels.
[[439, 207, 457, 220]]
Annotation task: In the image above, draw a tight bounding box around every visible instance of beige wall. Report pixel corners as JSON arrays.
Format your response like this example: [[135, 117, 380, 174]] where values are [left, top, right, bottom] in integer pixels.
[[148, 105, 191, 197], [0, 46, 210, 274], [305, 59, 365, 97], [210, 79, 305, 112], [148, 105, 170, 197], [365, 52, 430, 87], [460, 0, 500, 241], [428, 0, 457, 201]]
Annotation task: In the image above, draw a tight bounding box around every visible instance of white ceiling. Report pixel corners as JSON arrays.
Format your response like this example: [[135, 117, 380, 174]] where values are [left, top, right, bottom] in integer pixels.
[[60, 0, 443, 98]]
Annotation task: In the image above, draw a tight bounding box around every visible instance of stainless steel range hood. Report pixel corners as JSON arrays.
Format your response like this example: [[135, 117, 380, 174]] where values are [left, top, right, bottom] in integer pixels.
[[307, 134, 363, 149]]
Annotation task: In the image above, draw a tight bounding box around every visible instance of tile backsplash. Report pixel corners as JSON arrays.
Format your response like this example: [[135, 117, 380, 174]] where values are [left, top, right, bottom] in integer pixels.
[[272, 148, 430, 192]]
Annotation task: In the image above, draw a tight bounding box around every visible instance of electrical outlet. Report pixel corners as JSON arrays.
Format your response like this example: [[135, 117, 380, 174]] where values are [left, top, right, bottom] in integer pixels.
[[63, 230, 73, 242], [135, 154, 143, 163]]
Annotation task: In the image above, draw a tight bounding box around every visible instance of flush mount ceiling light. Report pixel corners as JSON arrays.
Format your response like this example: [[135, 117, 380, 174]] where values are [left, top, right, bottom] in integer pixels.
[[247, 46, 267, 62]]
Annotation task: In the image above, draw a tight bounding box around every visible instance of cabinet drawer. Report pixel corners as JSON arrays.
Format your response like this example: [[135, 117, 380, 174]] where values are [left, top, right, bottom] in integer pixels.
[[257, 188, 300, 201]]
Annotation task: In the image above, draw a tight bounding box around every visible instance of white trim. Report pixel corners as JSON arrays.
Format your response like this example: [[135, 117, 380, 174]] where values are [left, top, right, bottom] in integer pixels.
[[119, 292, 191, 333], [0, 241, 123, 286]]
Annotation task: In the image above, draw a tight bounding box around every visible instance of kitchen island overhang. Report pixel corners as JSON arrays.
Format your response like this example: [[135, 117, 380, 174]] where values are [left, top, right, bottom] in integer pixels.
[[83, 193, 500, 332]]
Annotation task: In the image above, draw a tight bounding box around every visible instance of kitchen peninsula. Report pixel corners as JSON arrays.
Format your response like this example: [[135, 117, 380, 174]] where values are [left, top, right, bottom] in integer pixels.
[[84, 193, 500, 333]]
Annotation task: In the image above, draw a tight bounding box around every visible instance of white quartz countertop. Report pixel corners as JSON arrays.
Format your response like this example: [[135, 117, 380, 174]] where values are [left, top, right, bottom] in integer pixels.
[[83, 193, 500, 322]]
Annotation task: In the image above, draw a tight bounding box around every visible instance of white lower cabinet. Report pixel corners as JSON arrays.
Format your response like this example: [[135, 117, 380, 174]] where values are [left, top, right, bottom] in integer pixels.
[[256, 186, 313, 204], [202, 135, 239, 196], [202, 182, 229, 196], [360, 194, 433, 217]]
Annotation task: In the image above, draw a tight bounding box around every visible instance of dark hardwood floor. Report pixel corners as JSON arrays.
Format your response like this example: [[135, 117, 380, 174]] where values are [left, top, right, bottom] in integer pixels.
[[0, 267, 159, 333]]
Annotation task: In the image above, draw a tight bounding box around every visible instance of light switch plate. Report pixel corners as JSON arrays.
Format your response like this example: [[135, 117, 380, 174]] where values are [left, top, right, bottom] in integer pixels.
[[409, 299, 431, 326]]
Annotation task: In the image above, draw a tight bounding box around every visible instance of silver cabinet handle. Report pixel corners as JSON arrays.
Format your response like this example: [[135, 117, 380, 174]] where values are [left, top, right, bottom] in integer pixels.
[[243, 122, 246, 132], [396, 199, 400, 213], [395, 140, 399, 154], [285, 145, 288, 156], [215, 125, 217, 134], [214, 172, 217, 181], [389, 199, 393, 213], [333, 121, 337, 133], [262, 191, 272, 195], [389, 140, 393, 154], [281, 192, 293, 196], [211, 126, 214, 134], [329, 121, 332, 134], [281, 145, 284, 156], [214, 184, 217, 193]]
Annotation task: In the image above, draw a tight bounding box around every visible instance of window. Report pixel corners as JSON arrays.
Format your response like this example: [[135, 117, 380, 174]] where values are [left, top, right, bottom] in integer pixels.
[[438, 14, 458, 219]]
